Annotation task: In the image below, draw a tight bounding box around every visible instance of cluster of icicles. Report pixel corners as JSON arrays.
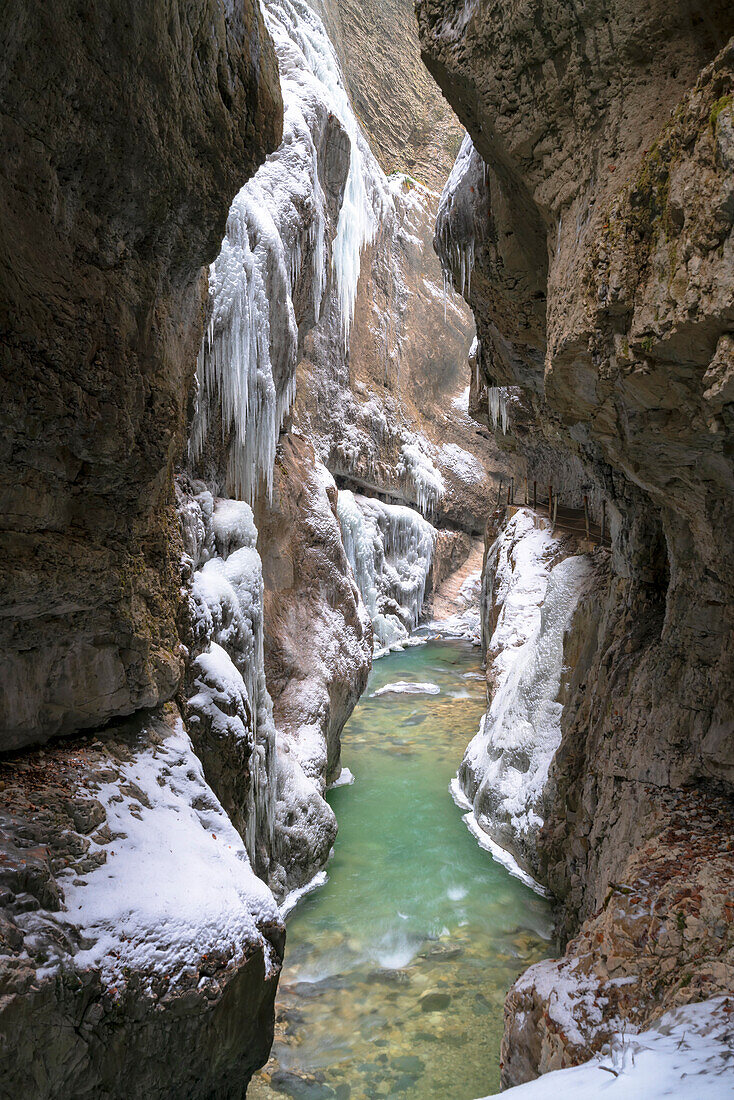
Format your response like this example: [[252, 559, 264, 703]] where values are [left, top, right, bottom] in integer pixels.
[[189, 0, 389, 505], [336, 490, 436, 657]]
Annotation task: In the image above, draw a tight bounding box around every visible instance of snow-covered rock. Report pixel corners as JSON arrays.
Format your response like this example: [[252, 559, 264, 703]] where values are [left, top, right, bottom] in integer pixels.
[[0, 707, 284, 1097], [456, 508, 591, 875], [489, 997, 734, 1100]]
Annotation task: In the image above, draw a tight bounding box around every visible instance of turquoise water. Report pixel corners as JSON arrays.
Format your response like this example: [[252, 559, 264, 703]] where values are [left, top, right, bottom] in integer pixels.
[[250, 639, 553, 1100]]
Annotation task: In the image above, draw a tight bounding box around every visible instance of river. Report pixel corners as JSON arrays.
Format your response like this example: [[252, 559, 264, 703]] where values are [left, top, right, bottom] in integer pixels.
[[250, 638, 553, 1100]]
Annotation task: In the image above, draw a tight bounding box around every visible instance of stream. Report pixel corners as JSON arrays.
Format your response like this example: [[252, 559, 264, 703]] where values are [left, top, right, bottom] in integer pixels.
[[250, 638, 554, 1100]]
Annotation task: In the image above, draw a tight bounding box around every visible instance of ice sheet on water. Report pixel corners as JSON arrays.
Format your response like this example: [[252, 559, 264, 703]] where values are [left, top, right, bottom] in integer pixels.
[[327, 767, 355, 789], [371, 681, 441, 697]]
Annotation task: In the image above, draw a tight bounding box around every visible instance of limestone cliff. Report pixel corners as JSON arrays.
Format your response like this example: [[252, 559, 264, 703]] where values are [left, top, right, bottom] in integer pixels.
[[315, 0, 463, 190], [417, 0, 734, 1083], [0, 0, 282, 753], [0, 1, 286, 1092]]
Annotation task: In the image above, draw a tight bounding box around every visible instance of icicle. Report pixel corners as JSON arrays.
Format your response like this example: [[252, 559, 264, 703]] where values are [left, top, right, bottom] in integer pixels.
[[398, 441, 445, 517], [488, 386, 509, 434], [189, 0, 393, 502]]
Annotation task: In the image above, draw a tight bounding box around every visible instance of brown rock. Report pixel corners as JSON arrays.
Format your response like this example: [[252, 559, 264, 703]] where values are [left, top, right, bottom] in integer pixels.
[[0, 0, 282, 751]]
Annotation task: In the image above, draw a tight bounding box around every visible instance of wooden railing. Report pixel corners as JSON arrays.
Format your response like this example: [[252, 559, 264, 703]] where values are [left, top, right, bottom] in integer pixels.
[[497, 478, 611, 548]]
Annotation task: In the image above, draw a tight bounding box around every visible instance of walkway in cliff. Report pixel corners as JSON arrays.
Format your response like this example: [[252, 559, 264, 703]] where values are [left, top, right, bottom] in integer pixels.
[[430, 537, 484, 621]]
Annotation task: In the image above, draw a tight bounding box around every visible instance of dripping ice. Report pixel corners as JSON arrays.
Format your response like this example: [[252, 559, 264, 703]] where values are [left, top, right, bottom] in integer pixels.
[[336, 491, 436, 657], [190, 0, 392, 503]]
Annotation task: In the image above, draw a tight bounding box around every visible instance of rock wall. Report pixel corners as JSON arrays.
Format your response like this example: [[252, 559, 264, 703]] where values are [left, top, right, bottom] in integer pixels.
[[315, 0, 463, 190], [255, 435, 372, 895], [0, 0, 282, 752], [0, 0, 288, 1091], [417, 0, 734, 1083]]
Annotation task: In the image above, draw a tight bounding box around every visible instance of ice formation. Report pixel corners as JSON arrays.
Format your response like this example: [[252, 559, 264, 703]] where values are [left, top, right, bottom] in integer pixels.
[[398, 440, 445, 516], [183, 492, 278, 872], [430, 570, 483, 644], [372, 681, 441, 697], [456, 509, 591, 869], [435, 134, 481, 299], [484, 997, 734, 1100], [181, 488, 343, 901], [190, 0, 392, 501], [488, 386, 510, 434], [337, 490, 436, 657]]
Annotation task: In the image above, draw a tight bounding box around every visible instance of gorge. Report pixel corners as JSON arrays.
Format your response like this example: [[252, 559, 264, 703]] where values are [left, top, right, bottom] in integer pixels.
[[1, 0, 732, 1098]]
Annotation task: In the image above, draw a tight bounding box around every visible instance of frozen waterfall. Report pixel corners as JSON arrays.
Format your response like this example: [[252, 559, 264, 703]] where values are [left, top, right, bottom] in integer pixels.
[[454, 509, 591, 877], [337, 491, 436, 657], [190, 0, 392, 502], [488, 386, 509, 434]]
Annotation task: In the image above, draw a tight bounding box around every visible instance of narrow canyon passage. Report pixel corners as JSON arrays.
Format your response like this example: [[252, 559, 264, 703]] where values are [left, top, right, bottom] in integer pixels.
[[2, 0, 732, 1096], [250, 639, 553, 1100]]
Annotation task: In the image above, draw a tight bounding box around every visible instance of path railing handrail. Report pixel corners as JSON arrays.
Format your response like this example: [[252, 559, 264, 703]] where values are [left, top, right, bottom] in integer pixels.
[[495, 478, 611, 548]]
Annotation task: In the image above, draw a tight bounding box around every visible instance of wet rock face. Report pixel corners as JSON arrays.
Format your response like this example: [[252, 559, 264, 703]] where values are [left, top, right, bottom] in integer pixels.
[[0, 0, 282, 752]]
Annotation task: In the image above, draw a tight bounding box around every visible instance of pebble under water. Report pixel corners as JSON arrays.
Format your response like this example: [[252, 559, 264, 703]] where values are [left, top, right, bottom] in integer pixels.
[[250, 639, 554, 1100]]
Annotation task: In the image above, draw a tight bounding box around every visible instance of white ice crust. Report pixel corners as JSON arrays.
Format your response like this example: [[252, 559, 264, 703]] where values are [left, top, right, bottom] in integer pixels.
[[457, 509, 591, 863]]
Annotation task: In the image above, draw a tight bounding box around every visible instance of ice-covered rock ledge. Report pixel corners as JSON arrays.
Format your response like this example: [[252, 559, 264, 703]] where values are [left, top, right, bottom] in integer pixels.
[[455, 508, 592, 878], [485, 996, 734, 1099], [337, 490, 436, 658], [0, 705, 283, 1098]]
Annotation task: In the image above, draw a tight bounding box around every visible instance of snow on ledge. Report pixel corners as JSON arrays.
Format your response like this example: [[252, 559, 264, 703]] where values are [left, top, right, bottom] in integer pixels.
[[26, 718, 281, 987], [478, 997, 734, 1099]]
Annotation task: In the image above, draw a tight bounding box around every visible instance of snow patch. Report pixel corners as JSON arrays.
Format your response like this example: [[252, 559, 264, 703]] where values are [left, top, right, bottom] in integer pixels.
[[482, 997, 734, 1100]]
